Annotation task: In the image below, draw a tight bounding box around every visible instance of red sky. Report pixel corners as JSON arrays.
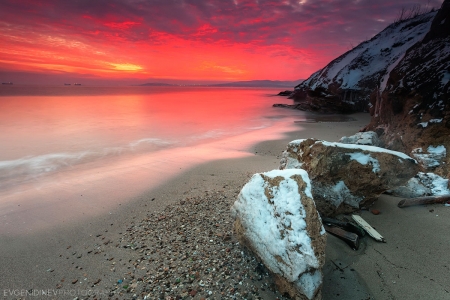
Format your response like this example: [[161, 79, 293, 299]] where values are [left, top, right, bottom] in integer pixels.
[[0, 0, 443, 85]]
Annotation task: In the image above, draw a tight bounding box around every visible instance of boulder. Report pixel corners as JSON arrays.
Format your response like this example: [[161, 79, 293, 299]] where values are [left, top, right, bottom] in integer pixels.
[[411, 145, 447, 170], [231, 169, 326, 300], [388, 172, 450, 198], [339, 131, 381, 147], [280, 138, 419, 216]]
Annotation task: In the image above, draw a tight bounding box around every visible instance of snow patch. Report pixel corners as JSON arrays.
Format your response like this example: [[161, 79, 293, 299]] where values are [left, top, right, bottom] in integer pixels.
[[428, 145, 446, 156], [317, 140, 415, 162], [347, 152, 381, 172], [339, 131, 380, 146], [390, 172, 450, 197], [380, 53, 405, 92], [429, 118, 443, 123], [411, 146, 446, 169]]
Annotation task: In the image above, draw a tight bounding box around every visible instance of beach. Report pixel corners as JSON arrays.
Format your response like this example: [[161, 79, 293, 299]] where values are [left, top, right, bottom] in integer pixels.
[[1, 112, 449, 300]]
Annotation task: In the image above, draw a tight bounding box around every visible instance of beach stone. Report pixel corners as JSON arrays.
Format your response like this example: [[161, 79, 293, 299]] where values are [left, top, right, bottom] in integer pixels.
[[339, 131, 381, 147], [231, 169, 326, 300], [280, 138, 419, 216], [388, 172, 450, 198], [371, 209, 381, 215]]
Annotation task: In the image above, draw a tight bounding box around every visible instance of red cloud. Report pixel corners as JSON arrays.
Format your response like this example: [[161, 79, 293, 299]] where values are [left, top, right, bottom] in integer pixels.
[[0, 0, 444, 83]]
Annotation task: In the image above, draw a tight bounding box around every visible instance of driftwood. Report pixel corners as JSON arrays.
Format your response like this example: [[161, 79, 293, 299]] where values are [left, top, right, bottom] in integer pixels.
[[352, 215, 385, 242], [397, 194, 450, 208], [322, 217, 366, 237], [324, 224, 360, 250]]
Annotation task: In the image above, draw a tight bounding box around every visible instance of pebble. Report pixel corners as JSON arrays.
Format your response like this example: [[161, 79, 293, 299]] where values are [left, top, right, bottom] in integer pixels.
[[59, 189, 287, 299], [371, 209, 381, 215]]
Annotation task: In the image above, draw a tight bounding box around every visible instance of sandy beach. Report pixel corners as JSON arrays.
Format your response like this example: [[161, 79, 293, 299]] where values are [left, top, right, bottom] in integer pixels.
[[1, 112, 449, 300]]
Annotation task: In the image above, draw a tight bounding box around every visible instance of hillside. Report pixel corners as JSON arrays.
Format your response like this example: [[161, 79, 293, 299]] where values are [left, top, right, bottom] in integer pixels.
[[288, 10, 438, 113], [364, 0, 449, 179]]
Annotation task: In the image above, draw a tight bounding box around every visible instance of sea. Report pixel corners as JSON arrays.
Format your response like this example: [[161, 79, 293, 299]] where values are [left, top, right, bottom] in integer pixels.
[[0, 85, 308, 235]]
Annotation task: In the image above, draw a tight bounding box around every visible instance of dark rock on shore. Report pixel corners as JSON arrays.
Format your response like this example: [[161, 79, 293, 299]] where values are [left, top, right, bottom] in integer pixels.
[[277, 90, 293, 96]]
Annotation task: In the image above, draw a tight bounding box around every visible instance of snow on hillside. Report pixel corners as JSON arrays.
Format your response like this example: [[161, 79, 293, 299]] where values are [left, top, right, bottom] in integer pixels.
[[389, 30, 450, 98], [297, 11, 437, 94]]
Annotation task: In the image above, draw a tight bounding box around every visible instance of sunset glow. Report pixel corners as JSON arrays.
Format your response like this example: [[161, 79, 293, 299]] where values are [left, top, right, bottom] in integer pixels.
[[0, 0, 442, 85]]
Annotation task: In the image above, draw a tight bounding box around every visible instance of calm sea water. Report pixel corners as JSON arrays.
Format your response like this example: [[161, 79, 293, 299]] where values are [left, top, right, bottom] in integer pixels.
[[0, 85, 306, 234]]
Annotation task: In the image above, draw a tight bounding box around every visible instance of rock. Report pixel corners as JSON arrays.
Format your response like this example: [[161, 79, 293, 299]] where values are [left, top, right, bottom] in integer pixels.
[[278, 90, 293, 96], [339, 131, 381, 147], [280, 138, 419, 216], [371, 209, 380, 215], [388, 172, 450, 198], [411, 145, 447, 170], [231, 169, 326, 300]]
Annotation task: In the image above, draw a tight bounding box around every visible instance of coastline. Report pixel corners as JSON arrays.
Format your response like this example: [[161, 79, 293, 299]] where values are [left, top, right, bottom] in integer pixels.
[[4, 112, 448, 299], [1, 113, 370, 299]]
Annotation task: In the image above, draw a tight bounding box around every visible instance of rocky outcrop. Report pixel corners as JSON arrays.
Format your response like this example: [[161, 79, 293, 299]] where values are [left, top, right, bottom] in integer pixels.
[[231, 169, 326, 300], [284, 10, 437, 113], [364, 0, 450, 181], [280, 139, 419, 216], [278, 90, 294, 96]]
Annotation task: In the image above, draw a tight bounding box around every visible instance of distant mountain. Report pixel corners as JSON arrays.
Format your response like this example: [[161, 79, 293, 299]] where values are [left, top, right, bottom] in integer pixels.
[[289, 10, 438, 113], [137, 82, 176, 86], [211, 80, 303, 88]]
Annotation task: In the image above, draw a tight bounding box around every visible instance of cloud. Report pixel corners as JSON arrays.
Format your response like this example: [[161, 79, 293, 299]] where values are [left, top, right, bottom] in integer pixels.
[[199, 61, 247, 75], [0, 0, 444, 81]]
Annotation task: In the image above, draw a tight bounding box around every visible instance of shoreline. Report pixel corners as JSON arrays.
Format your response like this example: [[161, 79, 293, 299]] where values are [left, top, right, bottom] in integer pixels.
[[1, 113, 371, 299], [6, 112, 448, 299]]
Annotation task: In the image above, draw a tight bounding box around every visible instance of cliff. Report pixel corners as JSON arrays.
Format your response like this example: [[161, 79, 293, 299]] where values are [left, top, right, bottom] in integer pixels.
[[288, 10, 438, 113], [364, 0, 450, 179]]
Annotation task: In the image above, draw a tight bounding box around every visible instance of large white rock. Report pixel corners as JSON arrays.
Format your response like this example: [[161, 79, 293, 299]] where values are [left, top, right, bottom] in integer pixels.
[[231, 169, 326, 300]]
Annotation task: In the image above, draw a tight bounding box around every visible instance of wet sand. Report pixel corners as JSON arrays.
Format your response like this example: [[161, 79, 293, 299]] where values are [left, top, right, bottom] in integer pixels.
[[1, 112, 448, 299]]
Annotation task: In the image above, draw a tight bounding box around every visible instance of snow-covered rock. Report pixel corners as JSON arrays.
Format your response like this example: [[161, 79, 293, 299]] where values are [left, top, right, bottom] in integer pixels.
[[388, 172, 450, 198], [411, 145, 447, 169], [231, 169, 326, 300], [339, 131, 381, 146], [280, 138, 419, 216]]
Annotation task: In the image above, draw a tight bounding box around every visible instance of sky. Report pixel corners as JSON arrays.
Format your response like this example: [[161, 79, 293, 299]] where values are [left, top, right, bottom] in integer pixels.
[[0, 0, 443, 85]]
